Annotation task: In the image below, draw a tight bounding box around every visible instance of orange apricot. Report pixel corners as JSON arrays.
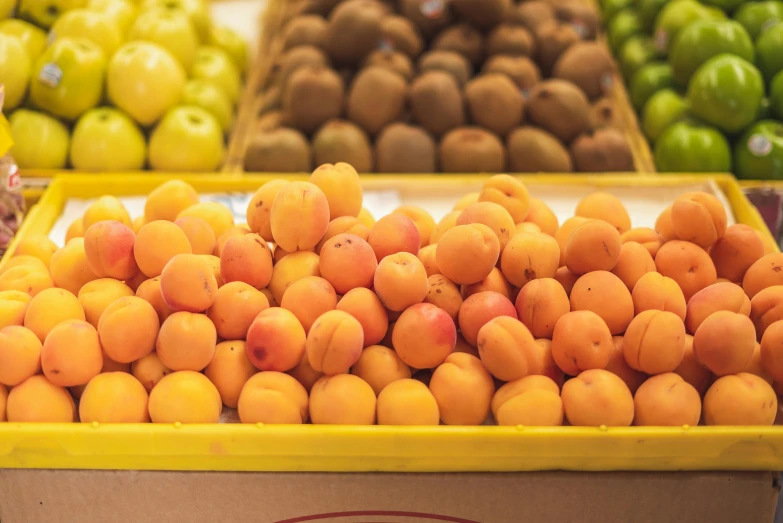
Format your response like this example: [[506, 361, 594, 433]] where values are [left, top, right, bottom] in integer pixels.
[[515, 278, 570, 339], [237, 371, 309, 424], [309, 374, 376, 424], [743, 253, 783, 299], [457, 201, 516, 252], [571, 270, 634, 335], [246, 180, 290, 242], [631, 271, 686, 319], [144, 180, 199, 222], [49, 238, 98, 295], [453, 192, 479, 211], [175, 216, 217, 255], [478, 174, 530, 223], [214, 226, 251, 258], [65, 217, 84, 243], [435, 223, 499, 285], [377, 378, 440, 425], [83, 221, 138, 280], [393, 205, 436, 247], [476, 316, 538, 381], [760, 320, 783, 383], [306, 309, 364, 375], [670, 192, 727, 248], [710, 224, 766, 282], [751, 286, 783, 340], [204, 340, 258, 409], [133, 220, 193, 278], [458, 290, 517, 347], [6, 375, 75, 422], [500, 232, 560, 288], [41, 320, 103, 387], [491, 375, 563, 426], [655, 204, 676, 242], [461, 266, 513, 300], [98, 296, 159, 363], [148, 371, 222, 423], [633, 373, 701, 426], [319, 233, 377, 294], [554, 216, 591, 266], [565, 219, 622, 274], [693, 310, 756, 376], [429, 353, 494, 425], [351, 345, 411, 395], [246, 307, 306, 372], [156, 311, 217, 371], [574, 191, 631, 234], [12, 234, 58, 266], [423, 274, 463, 321], [655, 240, 717, 302], [430, 210, 460, 244], [207, 282, 269, 340], [135, 277, 174, 324], [24, 287, 85, 342], [280, 276, 338, 333], [515, 222, 541, 235], [531, 338, 565, 387], [622, 310, 686, 374], [336, 287, 389, 347], [287, 351, 323, 392], [524, 197, 559, 237], [270, 181, 330, 252], [219, 233, 273, 289], [606, 336, 647, 394], [561, 369, 634, 426], [745, 341, 772, 384], [0, 255, 47, 276], [0, 290, 30, 329], [0, 264, 54, 297], [554, 266, 580, 296], [79, 372, 150, 423], [684, 282, 751, 334], [703, 372, 777, 426], [160, 253, 218, 313], [176, 201, 235, 240], [310, 162, 363, 218], [611, 241, 656, 291], [131, 352, 172, 393], [78, 279, 134, 328], [0, 326, 42, 386], [551, 310, 614, 376], [393, 302, 456, 369], [674, 334, 712, 395], [316, 216, 371, 252], [373, 252, 428, 312], [417, 244, 440, 277], [367, 213, 421, 262], [621, 227, 663, 258], [82, 195, 131, 230]]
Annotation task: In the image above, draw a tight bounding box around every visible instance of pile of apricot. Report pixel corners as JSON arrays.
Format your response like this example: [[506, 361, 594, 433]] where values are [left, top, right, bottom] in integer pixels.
[[1, 164, 782, 428]]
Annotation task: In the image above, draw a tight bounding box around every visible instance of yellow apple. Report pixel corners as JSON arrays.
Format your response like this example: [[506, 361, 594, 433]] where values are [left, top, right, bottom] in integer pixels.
[[128, 6, 197, 71], [29, 37, 105, 121], [190, 46, 241, 105], [70, 107, 146, 170], [18, 0, 87, 28], [148, 105, 224, 171], [0, 0, 16, 19], [50, 9, 122, 58], [182, 79, 233, 132], [208, 24, 247, 74], [107, 41, 185, 126], [0, 34, 31, 111], [141, 0, 209, 42], [0, 19, 46, 60], [87, 0, 137, 34], [9, 109, 70, 169]]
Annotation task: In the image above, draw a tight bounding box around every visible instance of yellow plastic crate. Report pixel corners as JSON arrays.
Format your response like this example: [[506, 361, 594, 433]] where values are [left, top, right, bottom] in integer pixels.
[[0, 172, 781, 473]]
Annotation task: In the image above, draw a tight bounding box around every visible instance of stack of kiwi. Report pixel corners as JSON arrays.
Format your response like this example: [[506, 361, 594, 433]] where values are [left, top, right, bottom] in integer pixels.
[[244, 0, 636, 173]]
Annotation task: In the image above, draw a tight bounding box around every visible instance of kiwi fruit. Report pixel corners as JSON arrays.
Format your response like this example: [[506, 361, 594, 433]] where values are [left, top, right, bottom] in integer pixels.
[[347, 66, 407, 135], [254, 110, 283, 133], [282, 15, 328, 50], [590, 98, 622, 129], [380, 15, 424, 59], [526, 79, 592, 143], [244, 127, 313, 172], [417, 50, 473, 87], [439, 127, 506, 173], [431, 23, 483, 66], [554, 2, 600, 40], [312, 119, 374, 172], [364, 49, 414, 80], [399, 0, 453, 38], [482, 55, 541, 92], [512, 1, 556, 32], [464, 74, 524, 137], [283, 64, 345, 134], [275, 45, 331, 89], [409, 70, 466, 137], [324, 0, 384, 66], [486, 25, 536, 58], [506, 127, 573, 172], [570, 128, 634, 172], [534, 21, 580, 76], [553, 41, 616, 100], [375, 122, 437, 173], [451, 0, 510, 31], [295, 0, 343, 17]]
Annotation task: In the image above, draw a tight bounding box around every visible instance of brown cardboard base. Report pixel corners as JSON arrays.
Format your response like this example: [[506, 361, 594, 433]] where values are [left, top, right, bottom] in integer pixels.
[[0, 470, 779, 523]]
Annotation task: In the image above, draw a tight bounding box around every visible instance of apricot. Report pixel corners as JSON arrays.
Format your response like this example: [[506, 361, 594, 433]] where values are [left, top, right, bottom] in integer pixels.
[[176, 201, 235, 240], [83, 195, 131, 230], [6, 375, 75, 422], [0, 326, 41, 386], [515, 222, 541, 235], [423, 274, 463, 321], [703, 372, 777, 425], [49, 238, 98, 294], [430, 210, 460, 244], [203, 253, 227, 289], [565, 220, 622, 274], [305, 309, 364, 375], [531, 338, 565, 387], [0, 290, 31, 329], [429, 353, 494, 425], [0, 384, 4, 421], [367, 213, 421, 262], [457, 201, 516, 252], [561, 369, 634, 426], [554, 266, 579, 296], [674, 334, 712, 395], [373, 252, 428, 312], [745, 342, 772, 384], [351, 345, 411, 395], [655, 240, 717, 302], [79, 372, 150, 423], [280, 276, 338, 333], [655, 205, 676, 242], [623, 310, 686, 374], [270, 181, 330, 252], [501, 232, 560, 288], [693, 310, 756, 376], [554, 216, 591, 266], [524, 197, 559, 237], [133, 220, 193, 278], [476, 316, 537, 381], [461, 268, 511, 300], [685, 282, 751, 334], [743, 253, 783, 299], [514, 278, 569, 339], [132, 216, 146, 234], [377, 378, 440, 425], [144, 180, 199, 222], [0, 255, 47, 276], [24, 287, 85, 342], [491, 375, 563, 426], [156, 312, 217, 371], [453, 192, 479, 211], [621, 227, 663, 258], [309, 374, 376, 424], [41, 319, 103, 387], [316, 216, 371, 252], [478, 174, 530, 223], [632, 271, 686, 320], [671, 192, 727, 248], [207, 282, 269, 340], [220, 233, 273, 289], [135, 277, 174, 324], [454, 332, 480, 358], [760, 320, 783, 383], [309, 162, 363, 218], [246, 307, 306, 372], [131, 352, 171, 393], [83, 221, 138, 280], [160, 253, 218, 313], [611, 241, 656, 291], [606, 336, 647, 394], [551, 310, 614, 376], [570, 271, 634, 335], [246, 179, 290, 242], [357, 207, 375, 228], [458, 291, 517, 347], [175, 216, 217, 255], [66, 217, 85, 243], [98, 296, 160, 363], [633, 373, 701, 426], [573, 192, 631, 234], [436, 224, 499, 285], [336, 287, 388, 347], [148, 371, 222, 423], [203, 340, 257, 409], [13, 234, 58, 266], [214, 226, 252, 258], [0, 264, 54, 297], [77, 279, 134, 328], [709, 224, 765, 282], [318, 233, 377, 295], [751, 286, 783, 340], [287, 351, 323, 392], [238, 371, 309, 424], [417, 244, 439, 277], [393, 206, 436, 247], [392, 303, 456, 370]]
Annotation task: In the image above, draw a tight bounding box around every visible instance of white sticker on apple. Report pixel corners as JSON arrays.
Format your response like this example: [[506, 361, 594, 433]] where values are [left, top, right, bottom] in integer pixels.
[[749, 134, 773, 157], [38, 63, 63, 89]]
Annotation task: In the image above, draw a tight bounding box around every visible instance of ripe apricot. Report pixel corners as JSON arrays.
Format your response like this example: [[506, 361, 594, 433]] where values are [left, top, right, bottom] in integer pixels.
[[83, 221, 138, 280], [670, 192, 727, 248], [551, 310, 614, 376], [531, 338, 565, 387], [207, 282, 269, 340], [760, 320, 783, 383], [131, 352, 172, 393], [429, 353, 494, 425], [280, 276, 338, 333], [218, 233, 273, 290], [319, 233, 377, 294], [287, 351, 323, 392], [655, 204, 676, 242], [655, 240, 717, 302], [524, 197, 559, 237], [306, 309, 364, 375], [751, 286, 783, 340], [134, 220, 193, 278], [478, 174, 530, 223], [623, 310, 686, 374], [214, 226, 252, 258], [374, 252, 428, 312], [268, 251, 320, 304], [176, 201, 235, 240], [270, 181, 330, 252], [79, 372, 150, 423], [351, 345, 411, 395], [246, 307, 306, 372], [570, 271, 634, 335], [316, 216, 371, 253], [674, 334, 712, 395], [238, 371, 309, 424], [693, 310, 756, 376], [554, 266, 579, 296], [0, 264, 54, 297], [574, 192, 631, 234], [160, 253, 218, 313], [83, 195, 131, 230], [561, 369, 634, 426], [703, 372, 777, 426], [335, 288, 387, 347], [78, 279, 134, 328], [745, 342, 772, 384], [0, 290, 31, 329], [393, 303, 456, 369], [394, 205, 436, 247], [458, 291, 517, 347], [246, 180, 290, 242], [377, 378, 440, 425], [13, 235, 58, 266], [97, 296, 159, 363], [24, 287, 85, 342], [565, 220, 622, 274], [743, 253, 783, 299], [367, 213, 420, 262], [710, 224, 766, 282], [0, 255, 47, 276], [457, 201, 516, 252], [501, 232, 560, 288], [632, 271, 686, 320], [49, 238, 98, 295], [685, 282, 751, 334], [0, 326, 42, 386], [515, 222, 541, 235], [423, 274, 462, 321], [6, 375, 75, 422], [453, 192, 479, 211], [204, 340, 258, 409], [41, 320, 103, 387], [555, 216, 591, 266], [309, 374, 376, 425], [606, 336, 647, 394], [135, 277, 174, 324], [66, 218, 84, 243], [148, 371, 222, 423], [0, 384, 5, 421], [175, 216, 217, 255], [621, 227, 663, 258], [514, 278, 568, 339], [144, 180, 199, 222], [491, 375, 563, 426], [430, 210, 460, 244], [461, 267, 513, 300], [417, 244, 440, 277], [633, 373, 701, 426], [612, 241, 656, 291], [476, 316, 537, 381], [310, 162, 363, 218], [436, 223, 500, 285], [132, 216, 146, 234], [156, 312, 217, 371]]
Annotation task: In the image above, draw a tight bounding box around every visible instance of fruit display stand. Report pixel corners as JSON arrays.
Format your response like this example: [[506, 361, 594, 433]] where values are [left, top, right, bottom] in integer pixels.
[[0, 172, 781, 523]]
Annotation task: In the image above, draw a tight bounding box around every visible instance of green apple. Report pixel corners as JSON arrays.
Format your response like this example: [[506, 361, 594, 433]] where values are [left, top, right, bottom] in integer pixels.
[[208, 24, 247, 74], [630, 61, 674, 110], [190, 46, 241, 105], [654, 121, 732, 172], [17, 0, 87, 28], [29, 37, 105, 121], [669, 20, 754, 86], [734, 119, 783, 179], [771, 70, 783, 119], [128, 6, 198, 71], [601, 0, 633, 21], [639, 0, 668, 31], [734, 1, 783, 40], [642, 88, 688, 142], [0, 0, 16, 19], [107, 41, 186, 126], [8, 109, 69, 169], [87, 0, 137, 34], [50, 9, 122, 58], [182, 79, 233, 132], [0, 33, 30, 111], [70, 107, 146, 170], [702, 0, 744, 12], [618, 35, 658, 79], [140, 0, 209, 42], [0, 19, 46, 60], [687, 54, 765, 134], [148, 105, 225, 171], [653, 0, 714, 54], [608, 9, 642, 52], [756, 22, 783, 83]]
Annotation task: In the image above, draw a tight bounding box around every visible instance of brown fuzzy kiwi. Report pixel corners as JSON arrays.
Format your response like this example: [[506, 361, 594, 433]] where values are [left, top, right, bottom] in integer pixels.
[[417, 50, 473, 87], [506, 126, 573, 172], [324, 0, 384, 66], [482, 55, 541, 92], [254, 110, 283, 133], [590, 98, 622, 129], [451, 0, 510, 31], [312, 119, 374, 172], [346, 65, 407, 136], [526, 79, 592, 143], [464, 74, 524, 137], [553, 41, 616, 100], [295, 0, 343, 17], [283, 64, 345, 134], [431, 23, 484, 66], [275, 45, 331, 89], [570, 128, 634, 172], [244, 127, 313, 172], [409, 70, 466, 138], [364, 49, 414, 80], [380, 15, 424, 59], [555, 2, 600, 40], [282, 15, 328, 50], [512, 1, 556, 32], [399, 0, 453, 39], [534, 21, 580, 76], [439, 127, 506, 173], [375, 122, 437, 173], [486, 25, 535, 57]]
